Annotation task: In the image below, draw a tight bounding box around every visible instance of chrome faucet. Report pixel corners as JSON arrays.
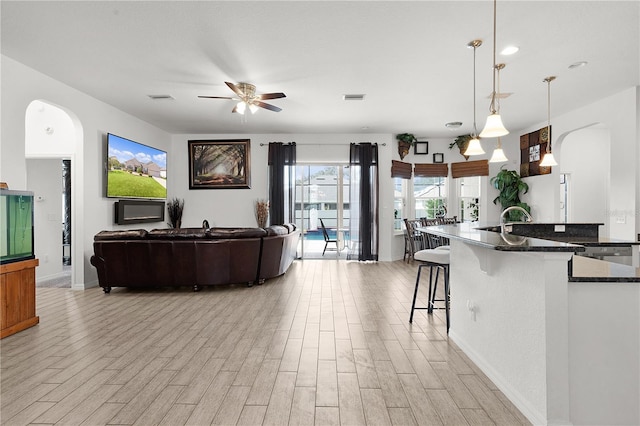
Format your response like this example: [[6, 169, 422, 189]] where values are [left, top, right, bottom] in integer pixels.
[[500, 206, 533, 233]]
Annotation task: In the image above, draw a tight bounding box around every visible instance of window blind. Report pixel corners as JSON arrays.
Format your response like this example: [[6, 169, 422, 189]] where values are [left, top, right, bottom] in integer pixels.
[[391, 160, 412, 179], [414, 163, 449, 177], [451, 159, 489, 178]]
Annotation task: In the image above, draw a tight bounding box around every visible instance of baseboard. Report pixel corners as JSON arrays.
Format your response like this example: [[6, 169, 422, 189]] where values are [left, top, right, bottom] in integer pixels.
[[449, 330, 548, 426]]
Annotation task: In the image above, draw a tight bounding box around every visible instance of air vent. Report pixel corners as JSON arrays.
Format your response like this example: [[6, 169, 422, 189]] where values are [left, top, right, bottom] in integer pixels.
[[147, 95, 175, 100], [343, 94, 366, 101]]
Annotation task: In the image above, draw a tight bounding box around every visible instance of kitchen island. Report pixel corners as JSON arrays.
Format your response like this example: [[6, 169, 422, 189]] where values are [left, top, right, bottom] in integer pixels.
[[421, 223, 639, 426]]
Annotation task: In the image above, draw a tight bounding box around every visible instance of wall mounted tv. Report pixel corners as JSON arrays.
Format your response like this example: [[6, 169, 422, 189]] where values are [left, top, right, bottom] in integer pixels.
[[106, 133, 167, 200]]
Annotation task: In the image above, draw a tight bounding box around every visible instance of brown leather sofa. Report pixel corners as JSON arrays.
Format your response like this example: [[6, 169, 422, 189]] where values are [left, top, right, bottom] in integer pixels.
[[90, 224, 299, 293]]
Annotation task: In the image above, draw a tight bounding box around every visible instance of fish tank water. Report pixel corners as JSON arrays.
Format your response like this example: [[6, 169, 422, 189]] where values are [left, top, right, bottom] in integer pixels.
[[0, 189, 35, 265]]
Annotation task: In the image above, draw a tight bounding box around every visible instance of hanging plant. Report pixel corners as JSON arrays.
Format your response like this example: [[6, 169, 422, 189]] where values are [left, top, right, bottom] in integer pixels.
[[490, 167, 531, 221], [449, 134, 472, 160], [396, 133, 417, 160]]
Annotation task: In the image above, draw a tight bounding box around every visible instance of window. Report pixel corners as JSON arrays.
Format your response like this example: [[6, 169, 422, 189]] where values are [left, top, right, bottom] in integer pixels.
[[414, 176, 447, 219], [457, 176, 480, 222], [393, 177, 406, 230]]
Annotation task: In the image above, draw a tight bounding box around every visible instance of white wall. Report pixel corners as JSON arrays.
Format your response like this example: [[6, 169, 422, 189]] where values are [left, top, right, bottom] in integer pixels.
[[520, 87, 639, 239], [3, 55, 639, 282], [1, 56, 172, 288]]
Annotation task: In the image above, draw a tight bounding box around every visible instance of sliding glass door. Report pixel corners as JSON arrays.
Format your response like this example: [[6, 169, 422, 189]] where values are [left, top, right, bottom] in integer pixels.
[[294, 164, 350, 258]]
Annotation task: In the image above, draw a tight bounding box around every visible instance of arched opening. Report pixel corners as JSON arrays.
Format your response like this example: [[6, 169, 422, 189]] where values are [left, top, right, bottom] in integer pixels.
[[559, 123, 611, 237], [25, 100, 83, 288]]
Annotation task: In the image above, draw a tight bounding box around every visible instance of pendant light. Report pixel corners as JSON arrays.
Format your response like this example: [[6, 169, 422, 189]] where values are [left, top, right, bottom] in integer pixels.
[[489, 138, 508, 162], [539, 76, 558, 167], [463, 39, 485, 156], [480, 0, 509, 138], [489, 64, 509, 162]]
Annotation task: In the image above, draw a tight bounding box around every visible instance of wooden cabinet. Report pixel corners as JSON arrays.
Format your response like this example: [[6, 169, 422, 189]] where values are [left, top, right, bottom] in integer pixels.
[[1, 259, 39, 338]]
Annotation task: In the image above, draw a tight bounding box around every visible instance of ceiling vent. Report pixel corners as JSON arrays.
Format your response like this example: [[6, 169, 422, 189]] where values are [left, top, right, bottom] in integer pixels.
[[147, 94, 175, 100], [343, 94, 366, 101]]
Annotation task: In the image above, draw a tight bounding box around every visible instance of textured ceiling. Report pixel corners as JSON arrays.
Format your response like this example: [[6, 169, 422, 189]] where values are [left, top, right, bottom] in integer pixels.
[[2, 1, 638, 137]]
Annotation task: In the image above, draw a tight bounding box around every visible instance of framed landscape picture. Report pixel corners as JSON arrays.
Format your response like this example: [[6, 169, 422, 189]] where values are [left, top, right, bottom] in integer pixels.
[[188, 139, 251, 189]]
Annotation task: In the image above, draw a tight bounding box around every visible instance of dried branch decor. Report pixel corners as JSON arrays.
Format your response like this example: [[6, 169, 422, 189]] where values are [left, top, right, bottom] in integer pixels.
[[255, 199, 269, 228]]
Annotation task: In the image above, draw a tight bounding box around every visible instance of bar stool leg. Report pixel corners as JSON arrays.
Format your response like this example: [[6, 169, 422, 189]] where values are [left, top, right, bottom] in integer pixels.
[[409, 264, 425, 323], [444, 265, 450, 332], [428, 266, 440, 313]]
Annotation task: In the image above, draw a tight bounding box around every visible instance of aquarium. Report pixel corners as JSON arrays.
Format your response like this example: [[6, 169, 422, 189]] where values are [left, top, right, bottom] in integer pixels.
[[0, 189, 35, 265]]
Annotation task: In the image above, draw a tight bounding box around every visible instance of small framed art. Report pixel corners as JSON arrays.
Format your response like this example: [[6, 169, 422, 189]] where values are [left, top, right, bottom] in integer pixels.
[[414, 141, 429, 155], [433, 153, 444, 163]]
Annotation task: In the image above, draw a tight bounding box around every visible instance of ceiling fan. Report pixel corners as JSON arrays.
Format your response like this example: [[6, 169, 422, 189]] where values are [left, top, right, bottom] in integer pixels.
[[198, 82, 286, 114]]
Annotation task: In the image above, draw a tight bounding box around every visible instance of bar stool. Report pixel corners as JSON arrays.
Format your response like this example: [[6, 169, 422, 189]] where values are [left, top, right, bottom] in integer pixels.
[[409, 248, 450, 333]]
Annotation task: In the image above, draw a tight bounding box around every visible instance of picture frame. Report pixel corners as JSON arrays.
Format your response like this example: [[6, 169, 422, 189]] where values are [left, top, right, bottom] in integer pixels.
[[188, 139, 251, 189], [414, 141, 429, 155], [433, 153, 444, 163]]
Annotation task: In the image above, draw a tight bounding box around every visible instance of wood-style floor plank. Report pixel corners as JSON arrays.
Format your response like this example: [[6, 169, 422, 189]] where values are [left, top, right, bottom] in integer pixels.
[[0, 259, 530, 425]]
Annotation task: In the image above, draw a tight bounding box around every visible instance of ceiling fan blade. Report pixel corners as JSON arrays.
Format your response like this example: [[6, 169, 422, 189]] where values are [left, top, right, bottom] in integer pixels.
[[258, 92, 286, 100], [254, 100, 282, 112], [225, 81, 244, 97], [198, 96, 234, 99]]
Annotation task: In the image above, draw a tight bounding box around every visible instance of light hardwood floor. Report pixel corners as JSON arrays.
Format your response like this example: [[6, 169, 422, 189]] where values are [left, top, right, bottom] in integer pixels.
[[1, 259, 529, 425]]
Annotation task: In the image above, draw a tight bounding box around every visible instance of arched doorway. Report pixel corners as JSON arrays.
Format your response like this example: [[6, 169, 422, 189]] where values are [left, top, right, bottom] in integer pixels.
[[25, 100, 82, 288], [559, 124, 611, 237]]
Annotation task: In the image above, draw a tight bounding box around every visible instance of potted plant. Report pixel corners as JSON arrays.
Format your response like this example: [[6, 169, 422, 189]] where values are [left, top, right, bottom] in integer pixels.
[[396, 133, 417, 160], [167, 197, 184, 228], [490, 167, 531, 221], [449, 134, 473, 160]]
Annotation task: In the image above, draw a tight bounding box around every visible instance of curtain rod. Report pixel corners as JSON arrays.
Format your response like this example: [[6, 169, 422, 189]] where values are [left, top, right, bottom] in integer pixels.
[[259, 142, 386, 146]]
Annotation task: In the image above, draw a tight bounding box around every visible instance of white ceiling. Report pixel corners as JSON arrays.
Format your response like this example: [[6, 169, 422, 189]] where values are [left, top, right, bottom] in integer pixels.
[[2, 1, 638, 138]]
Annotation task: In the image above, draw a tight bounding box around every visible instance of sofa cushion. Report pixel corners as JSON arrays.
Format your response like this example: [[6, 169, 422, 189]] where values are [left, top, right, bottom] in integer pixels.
[[264, 225, 289, 236], [207, 227, 268, 239], [282, 223, 297, 233], [148, 228, 208, 239], [94, 229, 148, 240]]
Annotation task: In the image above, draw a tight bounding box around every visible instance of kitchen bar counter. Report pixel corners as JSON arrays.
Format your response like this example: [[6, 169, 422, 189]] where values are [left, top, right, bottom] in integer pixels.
[[415, 222, 639, 425], [418, 222, 585, 252], [421, 222, 640, 282]]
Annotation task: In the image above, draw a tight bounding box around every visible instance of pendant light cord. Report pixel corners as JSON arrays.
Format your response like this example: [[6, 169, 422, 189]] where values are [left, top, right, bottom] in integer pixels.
[[489, 0, 497, 114], [473, 44, 478, 137], [544, 76, 556, 153]]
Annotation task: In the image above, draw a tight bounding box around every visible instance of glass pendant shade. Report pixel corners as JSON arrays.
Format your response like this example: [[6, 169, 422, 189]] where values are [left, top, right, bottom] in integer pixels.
[[236, 101, 247, 115], [489, 148, 508, 163], [464, 137, 485, 156], [539, 152, 558, 167], [248, 103, 259, 114], [480, 113, 509, 138]]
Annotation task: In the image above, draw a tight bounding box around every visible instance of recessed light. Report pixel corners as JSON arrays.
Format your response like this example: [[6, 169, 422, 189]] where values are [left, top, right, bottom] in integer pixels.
[[568, 61, 588, 69], [501, 45, 519, 55], [445, 121, 462, 130]]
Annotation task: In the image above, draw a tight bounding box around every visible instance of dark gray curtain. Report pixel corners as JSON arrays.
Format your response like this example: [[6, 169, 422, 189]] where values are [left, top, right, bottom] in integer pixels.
[[348, 143, 379, 261], [268, 142, 296, 225]]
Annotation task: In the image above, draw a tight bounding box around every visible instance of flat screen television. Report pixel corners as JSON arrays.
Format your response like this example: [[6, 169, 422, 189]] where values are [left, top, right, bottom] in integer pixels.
[[106, 133, 167, 200]]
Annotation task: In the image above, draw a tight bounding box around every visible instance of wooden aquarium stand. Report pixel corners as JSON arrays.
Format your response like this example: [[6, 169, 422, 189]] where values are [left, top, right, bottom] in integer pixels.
[[1, 258, 39, 338]]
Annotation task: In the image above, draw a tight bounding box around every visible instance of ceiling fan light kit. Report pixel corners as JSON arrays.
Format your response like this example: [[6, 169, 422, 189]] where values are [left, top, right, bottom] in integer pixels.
[[199, 81, 286, 114]]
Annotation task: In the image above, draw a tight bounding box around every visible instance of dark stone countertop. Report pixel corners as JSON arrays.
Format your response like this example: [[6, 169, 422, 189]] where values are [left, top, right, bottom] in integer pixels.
[[417, 222, 585, 253]]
